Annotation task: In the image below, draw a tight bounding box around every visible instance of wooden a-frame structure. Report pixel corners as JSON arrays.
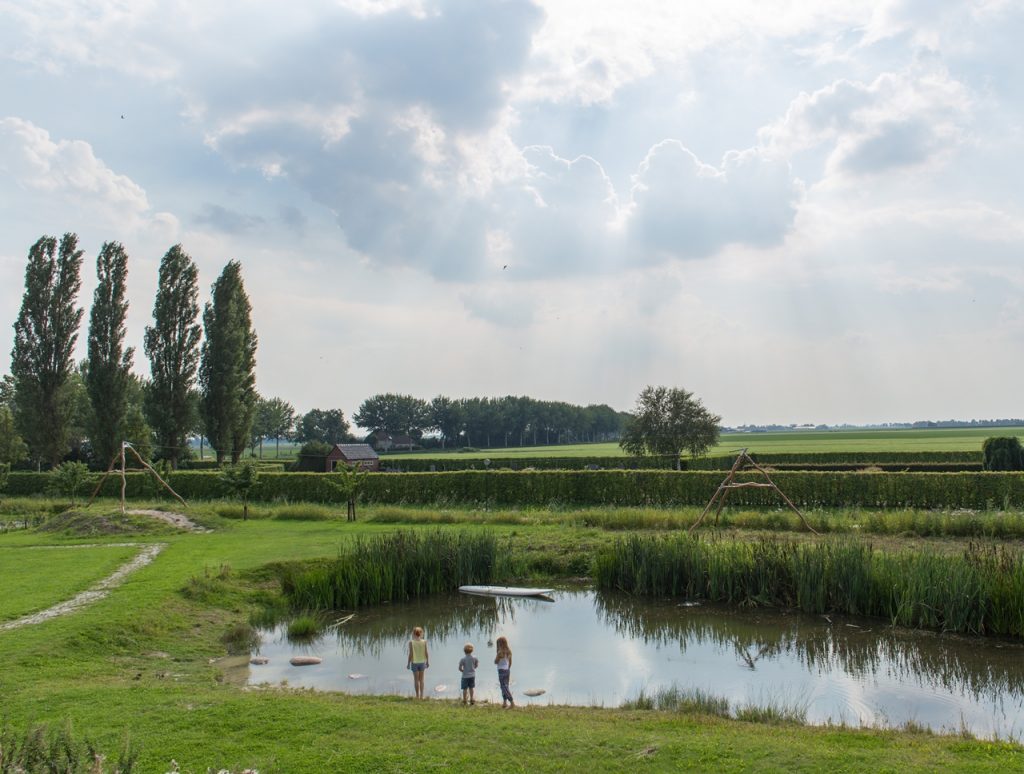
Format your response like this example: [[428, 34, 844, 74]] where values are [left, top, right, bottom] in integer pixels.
[[86, 441, 189, 514], [689, 448, 819, 534]]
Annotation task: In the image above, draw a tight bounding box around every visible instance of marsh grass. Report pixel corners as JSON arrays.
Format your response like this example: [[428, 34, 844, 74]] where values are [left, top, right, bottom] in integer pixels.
[[181, 564, 234, 604], [621, 685, 730, 717], [0, 721, 138, 773], [281, 530, 504, 610], [734, 696, 809, 725], [595, 534, 1024, 637], [220, 622, 260, 655], [286, 614, 321, 640]]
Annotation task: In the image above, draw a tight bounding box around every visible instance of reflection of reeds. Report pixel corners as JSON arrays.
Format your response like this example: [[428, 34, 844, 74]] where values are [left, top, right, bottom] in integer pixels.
[[596, 589, 1024, 701], [595, 535, 1024, 638], [281, 530, 504, 610]]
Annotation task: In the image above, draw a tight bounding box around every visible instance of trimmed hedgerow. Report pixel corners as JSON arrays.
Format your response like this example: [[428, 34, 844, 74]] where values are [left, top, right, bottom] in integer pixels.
[[7, 468, 1024, 508]]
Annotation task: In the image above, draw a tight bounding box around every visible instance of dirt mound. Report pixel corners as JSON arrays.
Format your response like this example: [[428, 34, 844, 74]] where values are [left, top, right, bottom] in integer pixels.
[[35, 510, 180, 537]]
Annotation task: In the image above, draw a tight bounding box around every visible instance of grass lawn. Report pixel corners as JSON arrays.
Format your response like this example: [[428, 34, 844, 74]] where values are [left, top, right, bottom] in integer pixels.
[[0, 542, 141, 622], [1, 508, 1022, 771], [388, 426, 1024, 460]]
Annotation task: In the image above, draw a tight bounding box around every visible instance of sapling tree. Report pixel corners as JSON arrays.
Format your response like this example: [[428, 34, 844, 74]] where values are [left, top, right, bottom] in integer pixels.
[[49, 461, 92, 507], [328, 463, 368, 521], [219, 461, 260, 520]]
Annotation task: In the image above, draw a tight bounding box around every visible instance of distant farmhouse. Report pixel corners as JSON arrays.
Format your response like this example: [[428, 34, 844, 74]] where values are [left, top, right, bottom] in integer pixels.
[[325, 443, 380, 472], [369, 431, 417, 452]]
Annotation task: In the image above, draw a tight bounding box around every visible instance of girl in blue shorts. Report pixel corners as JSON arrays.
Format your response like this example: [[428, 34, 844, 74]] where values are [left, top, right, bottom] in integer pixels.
[[407, 626, 429, 699]]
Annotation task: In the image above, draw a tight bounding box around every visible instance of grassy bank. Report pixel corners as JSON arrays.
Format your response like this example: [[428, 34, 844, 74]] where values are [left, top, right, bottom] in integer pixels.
[[1, 513, 1023, 771]]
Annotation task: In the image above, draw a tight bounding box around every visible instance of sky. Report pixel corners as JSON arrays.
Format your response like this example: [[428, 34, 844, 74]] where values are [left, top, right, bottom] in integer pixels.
[[1, 0, 1022, 428]]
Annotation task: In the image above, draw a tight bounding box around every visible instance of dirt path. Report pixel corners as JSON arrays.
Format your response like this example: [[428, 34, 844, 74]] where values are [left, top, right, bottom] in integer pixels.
[[0, 543, 166, 632], [125, 509, 209, 532]]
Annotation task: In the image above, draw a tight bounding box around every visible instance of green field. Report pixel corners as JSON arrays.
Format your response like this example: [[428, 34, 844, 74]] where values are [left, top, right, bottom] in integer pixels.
[[388, 426, 1024, 460], [2, 501, 1024, 771], [0, 543, 140, 622]]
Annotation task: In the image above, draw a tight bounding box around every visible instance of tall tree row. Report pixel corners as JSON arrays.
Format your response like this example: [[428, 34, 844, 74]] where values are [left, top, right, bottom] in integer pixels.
[[144, 245, 201, 468], [10, 234, 84, 467], [199, 261, 258, 464], [85, 241, 133, 466]]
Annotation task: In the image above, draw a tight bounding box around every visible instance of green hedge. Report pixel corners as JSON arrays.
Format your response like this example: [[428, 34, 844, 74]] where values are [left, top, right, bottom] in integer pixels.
[[687, 451, 981, 470], [9, 469, 1024, 509], [381, 455, 680, 472]]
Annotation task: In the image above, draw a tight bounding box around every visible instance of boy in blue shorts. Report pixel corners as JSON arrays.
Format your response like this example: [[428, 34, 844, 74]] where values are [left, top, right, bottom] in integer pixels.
[[459, 643, 479, 705]]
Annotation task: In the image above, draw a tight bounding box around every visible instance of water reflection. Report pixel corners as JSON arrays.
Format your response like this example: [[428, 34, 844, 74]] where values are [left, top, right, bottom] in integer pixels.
[[595, 594, 1024, 703], [249, 589, 1024, 739]]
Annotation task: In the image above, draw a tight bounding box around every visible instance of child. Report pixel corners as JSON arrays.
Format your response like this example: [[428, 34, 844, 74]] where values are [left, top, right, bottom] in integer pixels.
[[494, 635, 515, 708], [406, 626, 429, 699], [459, 642, 479, 705]]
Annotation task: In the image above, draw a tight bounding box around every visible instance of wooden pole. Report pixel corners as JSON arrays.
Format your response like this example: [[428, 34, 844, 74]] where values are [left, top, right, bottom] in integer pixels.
[[86, 452, 121, 508], [125, 444, 189, 508], [120, 442, 127, 515], [689, 449, 746, 533]]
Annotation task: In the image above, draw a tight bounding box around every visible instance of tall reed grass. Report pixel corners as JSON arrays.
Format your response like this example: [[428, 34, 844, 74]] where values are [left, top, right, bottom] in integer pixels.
[[280, 530, 505, 610], [594, 535, 1024, 637]]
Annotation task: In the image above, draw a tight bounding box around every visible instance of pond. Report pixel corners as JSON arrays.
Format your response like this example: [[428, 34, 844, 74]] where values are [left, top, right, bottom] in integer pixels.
[[250, 589, 1024, 739]]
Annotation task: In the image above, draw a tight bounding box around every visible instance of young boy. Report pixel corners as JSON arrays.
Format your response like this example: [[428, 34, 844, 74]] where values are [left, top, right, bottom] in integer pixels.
[[459, 642, 479, 705]]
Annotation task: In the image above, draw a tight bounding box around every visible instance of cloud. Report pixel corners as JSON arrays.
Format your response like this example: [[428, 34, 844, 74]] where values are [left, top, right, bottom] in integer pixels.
[[627, 141, 800, 260], [759, 64, 972, 179], [0, 116, 150, 213], [194, 203, 266, 235]]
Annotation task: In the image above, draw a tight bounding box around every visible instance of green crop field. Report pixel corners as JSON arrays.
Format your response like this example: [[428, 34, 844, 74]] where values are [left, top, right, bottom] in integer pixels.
[[389, 426, 1024, 460]]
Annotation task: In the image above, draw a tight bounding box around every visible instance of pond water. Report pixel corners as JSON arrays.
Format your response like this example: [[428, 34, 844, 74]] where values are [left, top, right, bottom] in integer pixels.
[[250, 590, 1024, 739]]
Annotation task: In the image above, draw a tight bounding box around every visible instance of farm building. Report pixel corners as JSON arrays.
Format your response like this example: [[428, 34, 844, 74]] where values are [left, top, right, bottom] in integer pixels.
[[325, 443, 380, 472], [369, 431, 417, 451]]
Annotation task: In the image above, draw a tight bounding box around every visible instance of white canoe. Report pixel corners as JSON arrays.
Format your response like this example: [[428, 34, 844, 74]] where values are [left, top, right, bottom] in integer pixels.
[[459, 585, 554, 598]]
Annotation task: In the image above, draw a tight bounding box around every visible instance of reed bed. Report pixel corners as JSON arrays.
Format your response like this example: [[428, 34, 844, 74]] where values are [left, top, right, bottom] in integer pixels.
[[281, 530, 504, 610], [594, 535, 1024, 637]]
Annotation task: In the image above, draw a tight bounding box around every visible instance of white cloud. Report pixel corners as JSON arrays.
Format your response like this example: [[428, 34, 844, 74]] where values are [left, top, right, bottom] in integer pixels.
[[760, 64, 972, 179], [0, 116, 150, 213]]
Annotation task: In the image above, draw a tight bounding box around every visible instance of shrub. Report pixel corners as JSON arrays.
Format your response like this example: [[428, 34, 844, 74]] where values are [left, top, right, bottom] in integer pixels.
[[290, 441, 332, 472], [982, 437, 1024, 471]]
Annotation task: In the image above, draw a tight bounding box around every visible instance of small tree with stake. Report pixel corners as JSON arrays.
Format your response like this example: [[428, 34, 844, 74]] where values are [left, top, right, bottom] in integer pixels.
[[220, 462, 260, 521], [328, 463, 368, 522], [49, 461, 92, 508]]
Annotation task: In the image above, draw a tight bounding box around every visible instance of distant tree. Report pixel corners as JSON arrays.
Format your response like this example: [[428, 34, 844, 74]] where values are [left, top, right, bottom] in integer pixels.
[[219, 461, 260, 520], [85, 241, 133, 467], [982, 437, 1024, 471], [0, 406, 28, 465], [620, 386, 721, 470], [291, 440, 333, 472], [258, 397, 296, 458], [10, 234, 85, 467], [144, 245, 201, 468], [353, 393, 431, 438], [0, 462, 8, 501], [199, 261, 258, 464], [0, 375, 14, 410], [296, 408, 351, 445], [430, 395, 463, 448]]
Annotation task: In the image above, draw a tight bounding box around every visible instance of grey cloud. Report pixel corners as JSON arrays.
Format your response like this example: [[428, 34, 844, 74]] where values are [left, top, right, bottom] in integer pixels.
[[628, 141, 799, 260], [837, 119, 933, 174], [194, 203, 265, 234], [278, 205, 308, 234]]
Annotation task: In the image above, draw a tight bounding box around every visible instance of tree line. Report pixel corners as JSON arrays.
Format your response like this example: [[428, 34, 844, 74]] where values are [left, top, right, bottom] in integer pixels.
[[0, 234, 720, 471], [3, 234, 258, 469]]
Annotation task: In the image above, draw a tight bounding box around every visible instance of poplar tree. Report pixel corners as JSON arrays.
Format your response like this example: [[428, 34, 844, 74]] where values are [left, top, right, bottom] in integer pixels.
[[199, 261, 258, 464], [144, 245, 201, 468], [86, 241, 133, 467], [10, 233, 84, 467]]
